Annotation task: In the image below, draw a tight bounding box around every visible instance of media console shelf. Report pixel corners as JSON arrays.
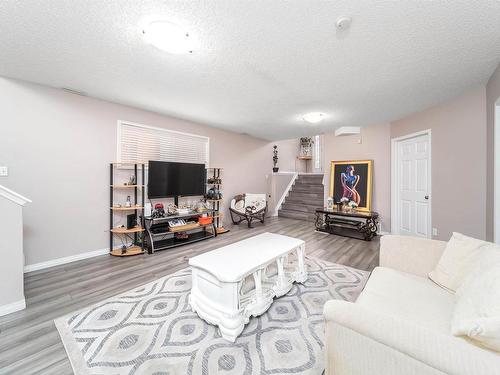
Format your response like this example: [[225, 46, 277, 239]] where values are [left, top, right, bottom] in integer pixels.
[[109, 162, 146, 256], [315, 208, 379, 241], [144, 208, 218, 253]]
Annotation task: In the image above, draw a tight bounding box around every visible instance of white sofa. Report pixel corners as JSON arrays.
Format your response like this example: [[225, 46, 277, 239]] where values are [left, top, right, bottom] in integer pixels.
[[323, 235, 500, 375]]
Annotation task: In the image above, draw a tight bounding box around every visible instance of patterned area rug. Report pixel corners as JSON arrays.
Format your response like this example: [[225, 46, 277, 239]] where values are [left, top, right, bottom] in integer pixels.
[[55, 257, 369, 375]]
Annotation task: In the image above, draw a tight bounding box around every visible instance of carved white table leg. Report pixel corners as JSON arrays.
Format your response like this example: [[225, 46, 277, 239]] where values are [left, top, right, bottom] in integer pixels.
[[274, 256, 292, 297], [296, 243, 308, 283]]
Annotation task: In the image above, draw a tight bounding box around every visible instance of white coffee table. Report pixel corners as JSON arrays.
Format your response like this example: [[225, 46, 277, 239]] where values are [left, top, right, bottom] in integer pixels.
[[188, 232, 307, 341]]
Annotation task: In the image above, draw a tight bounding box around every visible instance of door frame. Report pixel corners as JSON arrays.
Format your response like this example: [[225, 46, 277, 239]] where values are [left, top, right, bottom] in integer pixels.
[[391, 129, 432, 237]]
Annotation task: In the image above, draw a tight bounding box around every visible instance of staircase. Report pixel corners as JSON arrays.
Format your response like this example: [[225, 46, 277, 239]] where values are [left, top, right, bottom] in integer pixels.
[[278, 174, 324, 221]]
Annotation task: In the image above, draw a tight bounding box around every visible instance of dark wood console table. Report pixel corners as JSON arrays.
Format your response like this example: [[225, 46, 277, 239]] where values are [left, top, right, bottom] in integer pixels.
[[315, 208, 379, 241]]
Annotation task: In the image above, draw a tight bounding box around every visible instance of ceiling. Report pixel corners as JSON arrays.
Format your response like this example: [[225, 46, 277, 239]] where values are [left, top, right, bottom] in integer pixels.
[[1, 1, 500, 140]]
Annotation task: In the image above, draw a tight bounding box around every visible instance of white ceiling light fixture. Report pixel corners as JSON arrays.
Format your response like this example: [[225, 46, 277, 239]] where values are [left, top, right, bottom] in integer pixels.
[[303, 112, 326, 124], [142, 21, 193, 54]]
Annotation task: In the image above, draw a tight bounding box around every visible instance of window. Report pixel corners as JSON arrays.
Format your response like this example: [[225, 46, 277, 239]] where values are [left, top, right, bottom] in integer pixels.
[[117, 121, 209, 166], [314, 135, 321, 170]]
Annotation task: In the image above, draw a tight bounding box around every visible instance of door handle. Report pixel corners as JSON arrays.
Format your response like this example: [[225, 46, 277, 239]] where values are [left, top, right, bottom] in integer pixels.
[[424, 195, 429, 200]]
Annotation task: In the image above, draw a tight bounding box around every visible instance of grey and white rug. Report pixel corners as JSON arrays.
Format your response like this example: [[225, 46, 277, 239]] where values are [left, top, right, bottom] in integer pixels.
[[55, 257, 369, 375]]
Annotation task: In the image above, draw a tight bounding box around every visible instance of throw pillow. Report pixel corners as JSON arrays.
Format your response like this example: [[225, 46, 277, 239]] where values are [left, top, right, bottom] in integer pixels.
[[451, 245, 500, 352], [428, 232, 491, 292]]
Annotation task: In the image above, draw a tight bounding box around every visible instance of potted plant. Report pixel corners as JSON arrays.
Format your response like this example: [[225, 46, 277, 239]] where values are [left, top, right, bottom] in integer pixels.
[[300, 137, 314, 157], [272, 145, 279, 172]]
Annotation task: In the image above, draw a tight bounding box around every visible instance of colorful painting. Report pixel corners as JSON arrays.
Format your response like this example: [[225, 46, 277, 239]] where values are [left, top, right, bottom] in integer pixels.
[[329, 160, 373, 211]]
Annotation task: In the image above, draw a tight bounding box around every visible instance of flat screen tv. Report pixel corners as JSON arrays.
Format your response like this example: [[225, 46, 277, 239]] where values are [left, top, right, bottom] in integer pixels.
[[148, 161, 206, 199]]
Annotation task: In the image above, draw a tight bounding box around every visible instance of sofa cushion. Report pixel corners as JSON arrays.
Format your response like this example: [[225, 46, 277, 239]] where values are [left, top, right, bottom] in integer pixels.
[[429, 232, 491, 293], [452, 246, 500, 352], [357, 267, 455, 333]]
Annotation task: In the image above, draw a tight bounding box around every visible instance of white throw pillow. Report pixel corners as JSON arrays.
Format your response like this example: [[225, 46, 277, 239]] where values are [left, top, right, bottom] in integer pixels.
[[451, 245, 500, 352], [428, 232, 491, 292], [244, 193, 266, 212]]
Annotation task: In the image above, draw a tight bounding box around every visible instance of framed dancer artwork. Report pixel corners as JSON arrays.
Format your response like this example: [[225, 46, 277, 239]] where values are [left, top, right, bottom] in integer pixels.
[[329, 160, 373, 211]]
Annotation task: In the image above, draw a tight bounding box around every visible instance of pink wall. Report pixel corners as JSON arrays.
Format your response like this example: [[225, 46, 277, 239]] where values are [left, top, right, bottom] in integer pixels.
[[322, 124, 392, 231], [0, 78, 274, 265], [391, 88, 487, 240], [486, 63, 500, 241]]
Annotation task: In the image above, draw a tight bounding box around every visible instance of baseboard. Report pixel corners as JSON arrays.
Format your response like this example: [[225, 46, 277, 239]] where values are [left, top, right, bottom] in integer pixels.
[[0, 299, 26, 317], [24, 248, 109, 273]]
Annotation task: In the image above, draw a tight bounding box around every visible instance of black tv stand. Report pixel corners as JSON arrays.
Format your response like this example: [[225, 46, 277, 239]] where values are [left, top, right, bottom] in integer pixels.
[[144, 208, 218, 253]]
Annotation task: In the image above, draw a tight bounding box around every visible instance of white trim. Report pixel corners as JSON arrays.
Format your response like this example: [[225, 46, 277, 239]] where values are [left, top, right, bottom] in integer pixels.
[[391, 129, 432, 238], [273, 172, 299, 216], [24, 248, 108, 273], [116, 120, 210, 166], [495, 102, 500, 243], [0, 299, 26, 317], [0, 185, 32, 206]]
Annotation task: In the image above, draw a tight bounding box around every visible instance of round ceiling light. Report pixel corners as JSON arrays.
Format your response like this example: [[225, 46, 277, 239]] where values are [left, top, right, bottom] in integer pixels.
[[142, 21, 193, 54], [303, 112, 326, 124]]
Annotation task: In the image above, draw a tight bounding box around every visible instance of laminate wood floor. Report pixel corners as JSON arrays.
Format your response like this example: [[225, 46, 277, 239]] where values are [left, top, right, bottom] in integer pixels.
[[0, 216, 379, 374]]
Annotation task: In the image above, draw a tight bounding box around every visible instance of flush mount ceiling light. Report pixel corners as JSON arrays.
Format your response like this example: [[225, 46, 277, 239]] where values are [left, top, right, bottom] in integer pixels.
[[303, 112, 326, 124], [142, 21, 193, 54]]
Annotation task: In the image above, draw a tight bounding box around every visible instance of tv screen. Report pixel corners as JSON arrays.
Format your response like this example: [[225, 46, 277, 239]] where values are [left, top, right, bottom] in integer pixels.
[[148, 161, 206, 199]]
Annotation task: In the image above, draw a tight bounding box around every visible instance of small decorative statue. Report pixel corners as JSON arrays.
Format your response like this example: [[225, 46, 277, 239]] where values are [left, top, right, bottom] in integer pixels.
[[272, 145, 279, 172], [126, 175, 136, 185], [125, 195, 132, 207]]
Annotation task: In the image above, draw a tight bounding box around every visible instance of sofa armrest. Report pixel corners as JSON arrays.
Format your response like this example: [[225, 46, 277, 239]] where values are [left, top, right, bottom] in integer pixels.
[[324, 300, 499, 375], [380, 235, 446, 277]]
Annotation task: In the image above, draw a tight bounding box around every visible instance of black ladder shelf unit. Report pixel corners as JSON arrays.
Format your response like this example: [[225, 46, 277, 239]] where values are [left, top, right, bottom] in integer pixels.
[[206, 167, 230, 234], [109, 163, 146, 256]]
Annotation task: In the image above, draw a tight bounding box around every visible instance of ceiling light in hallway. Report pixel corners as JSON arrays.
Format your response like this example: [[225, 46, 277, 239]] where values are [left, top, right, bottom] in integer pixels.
[[303, 112, 326, 124], [142, 21, 193, 54]]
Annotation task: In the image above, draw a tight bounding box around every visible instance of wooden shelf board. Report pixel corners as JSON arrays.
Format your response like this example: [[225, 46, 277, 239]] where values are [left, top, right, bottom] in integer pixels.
[[110, 185, 144, 189], [216, 227, 230, 234], [297, 156, 312, 160], [205, 199, 223, 202], [207, 167, 223, 169], [111, 226, 144, 234], [169, 222, 213, 233], [110, 206, 143, 211], [110, 246, 145, 257], [111, 162, 145, 165]]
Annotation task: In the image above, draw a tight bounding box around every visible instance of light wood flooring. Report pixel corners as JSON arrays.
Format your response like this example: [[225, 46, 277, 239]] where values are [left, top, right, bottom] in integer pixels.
[[0, 216, 379, 374]]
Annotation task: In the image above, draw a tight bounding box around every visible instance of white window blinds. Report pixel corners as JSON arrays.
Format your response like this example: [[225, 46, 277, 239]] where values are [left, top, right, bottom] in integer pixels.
[[117, 122, 209, 166]]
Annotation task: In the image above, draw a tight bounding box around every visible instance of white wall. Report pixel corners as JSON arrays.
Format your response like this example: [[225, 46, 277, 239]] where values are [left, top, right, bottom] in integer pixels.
[[495, 103, 500, 243], [0, 78, 277, 266], [0, 198, 25, 313]]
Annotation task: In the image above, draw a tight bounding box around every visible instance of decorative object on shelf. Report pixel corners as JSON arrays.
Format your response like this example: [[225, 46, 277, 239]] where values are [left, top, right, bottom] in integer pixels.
[[272, 145, 279, 173], [327, 196, 334, 210], [126, 175, 136, 185], [207, 176, 222, 184], [206, 187, 222, 200], [229, 193, 267, 228], [109, 163, 145, 257], [315, 207, 379, 241], [300, 137, 314, 157], [330, 160, 373, 211], [205, 168, 230, 234], [152, 202, 166, 218], [348, 200, 358, 212]]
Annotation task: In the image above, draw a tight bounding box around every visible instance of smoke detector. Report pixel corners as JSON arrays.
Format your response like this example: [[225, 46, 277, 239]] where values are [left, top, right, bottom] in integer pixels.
[[336, 16, 352, 31]]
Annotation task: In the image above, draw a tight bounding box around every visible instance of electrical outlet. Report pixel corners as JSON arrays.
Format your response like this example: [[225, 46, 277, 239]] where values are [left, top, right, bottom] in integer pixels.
[[0, 166, 8, 176], [432, 228, 438, 236]]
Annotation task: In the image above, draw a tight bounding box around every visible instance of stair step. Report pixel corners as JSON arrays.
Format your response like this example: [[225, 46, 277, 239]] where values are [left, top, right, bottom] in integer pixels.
[[278, 209, 317, 221], [281, 203, 323, 213], [284, 197, 324, 206], [287, 192, 324, 199], [291, 185, 324, 193]]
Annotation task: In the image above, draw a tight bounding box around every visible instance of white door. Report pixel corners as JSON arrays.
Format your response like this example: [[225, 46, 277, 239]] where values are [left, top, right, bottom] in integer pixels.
[[393, 133, 431, 238]]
